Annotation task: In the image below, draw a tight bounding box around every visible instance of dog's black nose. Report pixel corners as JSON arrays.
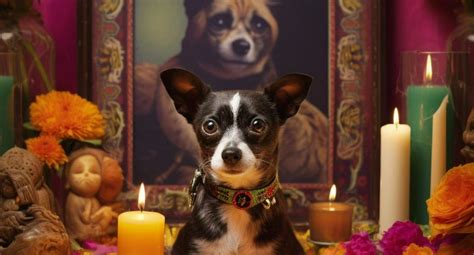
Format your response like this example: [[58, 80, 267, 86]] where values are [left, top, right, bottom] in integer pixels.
[[222, 147, 242, 165], [232, 39, 250, 56]]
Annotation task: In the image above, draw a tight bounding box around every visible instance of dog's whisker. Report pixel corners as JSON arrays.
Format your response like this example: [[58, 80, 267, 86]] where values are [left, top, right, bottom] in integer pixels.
[[256, 158, 277, 170], [197, 159, 212, 171]]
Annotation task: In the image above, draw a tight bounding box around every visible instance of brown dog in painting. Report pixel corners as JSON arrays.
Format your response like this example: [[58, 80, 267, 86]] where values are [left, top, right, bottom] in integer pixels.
[[176, 0, 279, 83]]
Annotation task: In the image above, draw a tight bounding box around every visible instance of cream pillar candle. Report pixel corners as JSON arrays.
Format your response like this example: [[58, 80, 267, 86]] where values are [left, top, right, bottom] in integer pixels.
[[379, 108, 411, 234], [430, 95, 448, 194]]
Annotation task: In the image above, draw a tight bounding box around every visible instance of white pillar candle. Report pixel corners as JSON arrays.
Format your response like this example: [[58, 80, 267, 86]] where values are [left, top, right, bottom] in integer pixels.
[[379, 108, 411, 234], [430, 95, 448, 194]]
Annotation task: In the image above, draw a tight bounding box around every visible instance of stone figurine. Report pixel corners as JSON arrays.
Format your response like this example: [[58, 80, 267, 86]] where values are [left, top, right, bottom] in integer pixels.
[[64, 148, 123, 241], [461, 108, 474, 162], [0, 147, 70, 255]]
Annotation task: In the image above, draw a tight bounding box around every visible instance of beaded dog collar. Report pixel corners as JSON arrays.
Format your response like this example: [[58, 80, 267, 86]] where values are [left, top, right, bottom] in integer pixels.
[[188, 168, 280, 210]]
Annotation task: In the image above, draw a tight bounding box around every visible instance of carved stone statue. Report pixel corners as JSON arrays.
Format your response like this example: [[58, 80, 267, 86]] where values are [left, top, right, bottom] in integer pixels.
[[0, 147, 70, 255], [1, 147, 56, 212], [64, 148, 123, 241], [461, 108, 474, 162]]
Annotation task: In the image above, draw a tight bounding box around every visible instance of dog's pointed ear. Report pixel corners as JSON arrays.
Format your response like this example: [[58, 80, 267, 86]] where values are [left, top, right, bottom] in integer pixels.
[[264, 73, 312, 123], [160, 68, 211, 123]]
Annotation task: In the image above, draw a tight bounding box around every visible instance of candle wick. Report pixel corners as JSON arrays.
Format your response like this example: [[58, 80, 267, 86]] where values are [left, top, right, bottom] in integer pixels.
[[395, 123, 399, 130]]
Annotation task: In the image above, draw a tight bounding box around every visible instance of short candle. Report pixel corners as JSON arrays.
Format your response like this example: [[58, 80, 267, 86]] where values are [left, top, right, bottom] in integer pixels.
[[118, 183, 165, 255], [309, 185, 353, 243]]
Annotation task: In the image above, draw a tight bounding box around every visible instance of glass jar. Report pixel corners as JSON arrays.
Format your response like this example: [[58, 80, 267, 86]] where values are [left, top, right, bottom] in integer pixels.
[[400, 51, 468, 224], [0, 0, 55, 144], [447, 0, 474, 130]]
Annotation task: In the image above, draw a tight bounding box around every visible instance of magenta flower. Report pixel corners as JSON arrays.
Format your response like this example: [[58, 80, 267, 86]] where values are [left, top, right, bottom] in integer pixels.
[[82, 240, 117, 255], [343, 232, 377, 255], [380, 221, 432, 255]]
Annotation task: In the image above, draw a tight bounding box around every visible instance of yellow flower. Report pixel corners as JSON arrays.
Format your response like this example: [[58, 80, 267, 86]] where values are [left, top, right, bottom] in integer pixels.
[[402, 244, 433, 255], [427, 163, 474, 236], [319, 243, 346, 255], [26, 135, 68, 170], [29, 91, 105, 140]]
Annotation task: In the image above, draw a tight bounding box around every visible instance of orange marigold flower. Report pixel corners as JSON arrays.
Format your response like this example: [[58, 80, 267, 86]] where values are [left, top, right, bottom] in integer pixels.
[[402, 244, 433, 255], [29, 91, 105, 140], [26, 135, 68, 170], [427, 163, 474, 236]]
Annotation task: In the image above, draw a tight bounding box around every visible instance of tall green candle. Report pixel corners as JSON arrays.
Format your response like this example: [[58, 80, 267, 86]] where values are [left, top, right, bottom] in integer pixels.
[[0, 75, 14, 154], [407, 85, 454, 224]]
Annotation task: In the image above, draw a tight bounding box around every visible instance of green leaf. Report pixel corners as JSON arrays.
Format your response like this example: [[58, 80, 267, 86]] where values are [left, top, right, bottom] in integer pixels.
[[82, 139, 102, 146], [20, 39, 55, 92], [70, 239, 82, 251], [23, 122, 38, 130]]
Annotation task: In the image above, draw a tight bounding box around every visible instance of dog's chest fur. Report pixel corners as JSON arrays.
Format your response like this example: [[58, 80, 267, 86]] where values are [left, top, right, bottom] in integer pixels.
[[172, 187, 304, 255], [194, 205, 273, 255]]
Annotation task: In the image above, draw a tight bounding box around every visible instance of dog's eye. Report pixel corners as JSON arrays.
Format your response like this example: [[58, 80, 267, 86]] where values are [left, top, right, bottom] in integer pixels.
[[209, 13, 233, 31], [250, 118, 266, 134], [251, 16, 269, 33], [202, 119, 219, 134]]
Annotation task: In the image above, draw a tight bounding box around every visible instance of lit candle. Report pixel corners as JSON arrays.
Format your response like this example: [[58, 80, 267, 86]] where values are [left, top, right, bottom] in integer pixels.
[[0, 75, 14, 154], [118, 183, 165, 255], [406, 54, 454, 224], [379, 108, 411, 234], [309, 185, 353, 243]]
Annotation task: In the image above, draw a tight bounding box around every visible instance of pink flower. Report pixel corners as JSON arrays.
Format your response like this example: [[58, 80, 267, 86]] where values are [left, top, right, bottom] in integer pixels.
[[82, 240, 117, 255], [380, 221, 432, 255], [343, 232, 377, 255]]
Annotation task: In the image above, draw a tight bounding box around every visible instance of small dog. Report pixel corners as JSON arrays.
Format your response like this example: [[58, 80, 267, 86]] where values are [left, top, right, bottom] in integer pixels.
[[161, 68, 309, 255]]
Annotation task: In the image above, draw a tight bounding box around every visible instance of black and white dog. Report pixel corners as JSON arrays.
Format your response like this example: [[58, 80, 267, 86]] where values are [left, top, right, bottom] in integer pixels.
[[161, 68, 310, 255]]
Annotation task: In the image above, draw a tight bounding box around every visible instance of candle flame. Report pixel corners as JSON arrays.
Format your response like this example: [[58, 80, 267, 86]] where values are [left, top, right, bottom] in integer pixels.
[[329, 184, 337, 202], [424, 54, 432, 83], [138, 183, 145, 211], [393, 108, 399, 125]]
